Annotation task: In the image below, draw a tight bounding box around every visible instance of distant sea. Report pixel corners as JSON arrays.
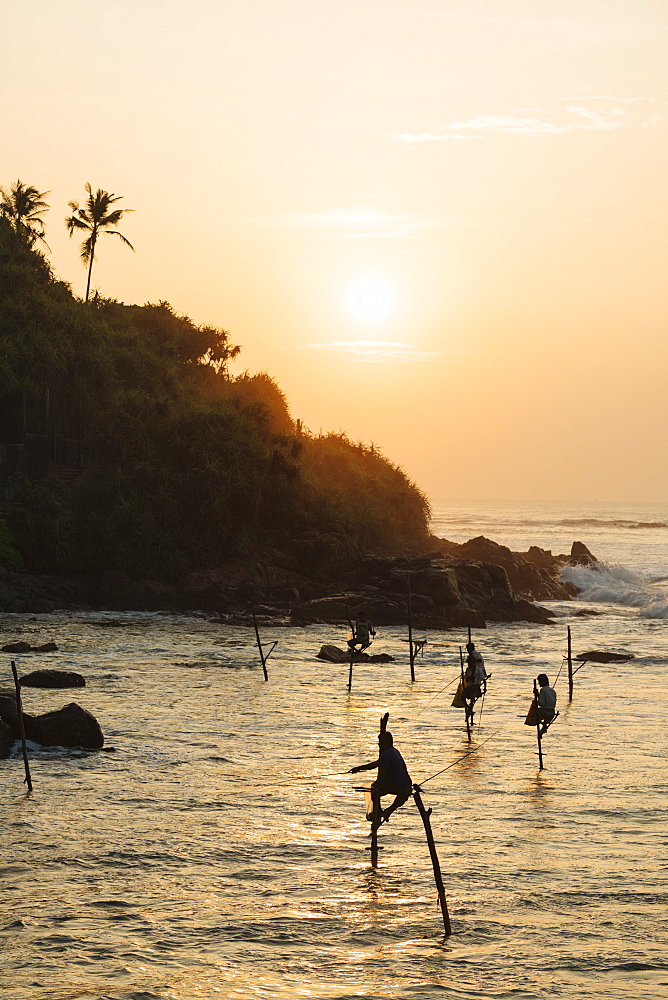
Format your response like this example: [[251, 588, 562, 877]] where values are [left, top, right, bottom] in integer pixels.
[[1, 499, 667, 1000]]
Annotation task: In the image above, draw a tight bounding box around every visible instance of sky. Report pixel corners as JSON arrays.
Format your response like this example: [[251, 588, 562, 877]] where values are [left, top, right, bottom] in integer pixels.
[[3, 0, 667, 503]]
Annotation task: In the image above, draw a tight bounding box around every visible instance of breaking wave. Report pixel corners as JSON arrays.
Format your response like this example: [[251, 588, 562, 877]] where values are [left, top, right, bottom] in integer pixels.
[[558, 518, 668, 530], [563, 563, 668, 618]]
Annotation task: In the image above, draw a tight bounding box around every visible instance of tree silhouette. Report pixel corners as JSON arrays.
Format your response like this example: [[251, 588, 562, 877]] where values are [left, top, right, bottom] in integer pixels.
[[0, 179, 50, 247], [65, 183, 134, 301]]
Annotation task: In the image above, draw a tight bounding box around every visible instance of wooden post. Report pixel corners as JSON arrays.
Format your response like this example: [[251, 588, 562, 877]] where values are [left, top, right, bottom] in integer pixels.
[[11, 661, 33, 792], [347, 646, 354, 692], [567, 626, 573, 702], [533, 677, 544, 770], [413, 785, 452, 935], [251, 600, 270, 681], [407, 576, 415, 683], [459, 646, 472, 742]]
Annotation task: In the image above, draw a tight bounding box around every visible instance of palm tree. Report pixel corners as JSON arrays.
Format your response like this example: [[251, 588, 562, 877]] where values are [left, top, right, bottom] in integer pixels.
[[65, 183, 135, 301], [0, 179, 50, 247]]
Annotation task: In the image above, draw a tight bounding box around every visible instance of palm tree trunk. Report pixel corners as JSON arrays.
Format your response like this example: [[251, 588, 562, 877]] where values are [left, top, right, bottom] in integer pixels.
[[85, 236, 96, 302]]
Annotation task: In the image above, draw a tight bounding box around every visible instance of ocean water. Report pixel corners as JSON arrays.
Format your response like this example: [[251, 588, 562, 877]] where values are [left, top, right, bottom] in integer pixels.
[[1, 500, 667, 1000]]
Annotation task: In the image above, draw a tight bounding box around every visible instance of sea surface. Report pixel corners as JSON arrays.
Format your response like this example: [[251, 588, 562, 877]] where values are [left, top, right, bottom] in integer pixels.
[[1, 500, 667, 1000]]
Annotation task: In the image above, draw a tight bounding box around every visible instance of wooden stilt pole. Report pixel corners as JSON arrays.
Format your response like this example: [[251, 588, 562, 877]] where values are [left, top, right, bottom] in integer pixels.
[[408, 576, 415, 683], [459, 646, 472, 742], [347, 646, 354, 692], [251, 600, 270, 681], [11, 661, 33, 793], [567, 626, 573, 702], [413, 785, 451, 935], [533, 677, 544, 770]]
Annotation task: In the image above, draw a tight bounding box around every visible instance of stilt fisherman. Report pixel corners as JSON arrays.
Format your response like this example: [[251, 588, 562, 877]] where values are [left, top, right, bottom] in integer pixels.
[[350, 730, 412, 826]]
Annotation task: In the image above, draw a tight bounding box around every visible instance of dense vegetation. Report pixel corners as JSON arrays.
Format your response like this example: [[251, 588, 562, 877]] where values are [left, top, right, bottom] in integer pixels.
[[0, 217, 430, 578]]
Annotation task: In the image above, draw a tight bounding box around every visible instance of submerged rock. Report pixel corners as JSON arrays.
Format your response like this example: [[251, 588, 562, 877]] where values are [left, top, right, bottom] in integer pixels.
[[0, 689, 103, 756], [20, 670, 85, 689], [1, 641, 32, 653], [0, 640, 59, 653], [24, 702, 104, 749], [316, 644, 394, 664], [577, 650, 634, 663]]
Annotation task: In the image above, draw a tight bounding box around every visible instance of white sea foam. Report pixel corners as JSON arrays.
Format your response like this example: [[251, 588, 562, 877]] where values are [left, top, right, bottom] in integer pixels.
[[563, 563, 668, 618]]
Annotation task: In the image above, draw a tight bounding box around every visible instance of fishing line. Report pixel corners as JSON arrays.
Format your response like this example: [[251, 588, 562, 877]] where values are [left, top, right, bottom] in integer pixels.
[[415, 727, 506, 786]]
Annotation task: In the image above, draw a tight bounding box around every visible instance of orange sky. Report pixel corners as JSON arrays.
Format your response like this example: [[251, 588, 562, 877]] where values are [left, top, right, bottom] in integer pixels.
[[4, 0, 667, 502]]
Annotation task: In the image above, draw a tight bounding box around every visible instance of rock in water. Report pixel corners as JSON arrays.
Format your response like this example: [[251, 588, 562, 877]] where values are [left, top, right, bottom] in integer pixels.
[[24, 703, 104, 749], [1, 641, 32, 653], [0, 719, 14, 759], [20, 670, 85, 689], [577, 650, 634, 663]]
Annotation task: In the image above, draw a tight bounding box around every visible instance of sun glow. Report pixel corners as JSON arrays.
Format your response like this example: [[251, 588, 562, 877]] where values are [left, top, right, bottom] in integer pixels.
[[346, 277, 394, 322]]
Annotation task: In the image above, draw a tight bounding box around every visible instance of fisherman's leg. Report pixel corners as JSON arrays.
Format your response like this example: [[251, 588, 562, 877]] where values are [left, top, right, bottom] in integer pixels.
[[381, 786, 412, 823], [366, 781, 386, 824]]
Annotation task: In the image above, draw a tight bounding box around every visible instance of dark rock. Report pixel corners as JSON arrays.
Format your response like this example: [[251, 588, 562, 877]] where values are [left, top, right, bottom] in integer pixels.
[[577, 650, 634, 663], [0, 690, 20, 730], [568, 542, 597, 566], [1, 641, 32, 653], [20, 670, 85, 689], [574, 609, 601, 616], [32, 642, 58, 652], [0, 719, 13, 758], [316, 644, 394, 664], [23, 702, 104, 749]]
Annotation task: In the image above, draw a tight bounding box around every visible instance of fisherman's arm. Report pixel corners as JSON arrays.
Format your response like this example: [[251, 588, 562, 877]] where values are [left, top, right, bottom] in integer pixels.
[[350, 758, 380, 773]]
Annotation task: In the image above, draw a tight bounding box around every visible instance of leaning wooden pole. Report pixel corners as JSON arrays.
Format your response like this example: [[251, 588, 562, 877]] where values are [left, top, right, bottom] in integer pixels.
[[407, 576, 415, 683], [533, 677, 544, 770], [567, 626, 573, 702], [10, 661, 33, 793], [251, 600, 269, 681], [413, 785, 452, 935]]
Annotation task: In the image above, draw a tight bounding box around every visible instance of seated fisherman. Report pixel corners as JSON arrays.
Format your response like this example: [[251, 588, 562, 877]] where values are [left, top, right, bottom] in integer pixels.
[[463, 641, 487, 721], [536, 673, 557, 735], [347, 609, 376, 652], [350, 730, 412, 826]]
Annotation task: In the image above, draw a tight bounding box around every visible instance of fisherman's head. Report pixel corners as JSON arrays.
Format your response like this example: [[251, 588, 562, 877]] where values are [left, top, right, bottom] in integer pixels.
[[378, 731, 394, 750], [466, 642, 475, 652], [537, 673, 549, 687], [357, 609, 367, 620]]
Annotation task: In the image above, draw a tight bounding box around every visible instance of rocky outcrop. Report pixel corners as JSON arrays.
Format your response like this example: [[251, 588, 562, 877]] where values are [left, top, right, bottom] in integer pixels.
[[0, 689, 103, 756], [20, 670, 85, 688], [290, 553, 556, 628], [429, 536, 579, 601], [0, 533, 596, 628]]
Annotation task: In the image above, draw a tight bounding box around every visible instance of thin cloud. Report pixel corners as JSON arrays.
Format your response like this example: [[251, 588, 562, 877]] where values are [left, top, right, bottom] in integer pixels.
[[282, 207, 443, 238], [307, 340, 454, 363], [392, 97, 661, 144]]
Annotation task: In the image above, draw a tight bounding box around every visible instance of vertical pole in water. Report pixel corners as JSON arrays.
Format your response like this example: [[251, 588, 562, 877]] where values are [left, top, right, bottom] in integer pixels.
[[413, 785, 452, 935], [408, 576, 415, 683], [467, 624, 472, 646], [567, 626, 573, 702], [348, 647, 354, 692], [11, 661, 33, 792], [534, 677, 544, 770], [459, 646, 472, 742], [251, 600, 269, 681]]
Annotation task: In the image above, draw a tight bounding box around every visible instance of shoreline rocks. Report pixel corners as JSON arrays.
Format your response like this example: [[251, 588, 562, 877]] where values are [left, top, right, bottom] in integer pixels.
[[0, 534, 598, 630]]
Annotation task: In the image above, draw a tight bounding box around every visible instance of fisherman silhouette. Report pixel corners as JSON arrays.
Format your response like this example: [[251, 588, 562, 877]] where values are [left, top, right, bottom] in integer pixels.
[[350, 730, 412, 826]]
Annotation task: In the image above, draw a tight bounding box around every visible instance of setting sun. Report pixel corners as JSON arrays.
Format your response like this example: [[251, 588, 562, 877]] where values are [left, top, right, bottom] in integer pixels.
[[346, 277, 394, 322]]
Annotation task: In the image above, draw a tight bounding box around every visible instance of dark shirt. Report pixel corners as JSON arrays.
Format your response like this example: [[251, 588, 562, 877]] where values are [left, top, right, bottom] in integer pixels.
[[357, 746, 411, 788]]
